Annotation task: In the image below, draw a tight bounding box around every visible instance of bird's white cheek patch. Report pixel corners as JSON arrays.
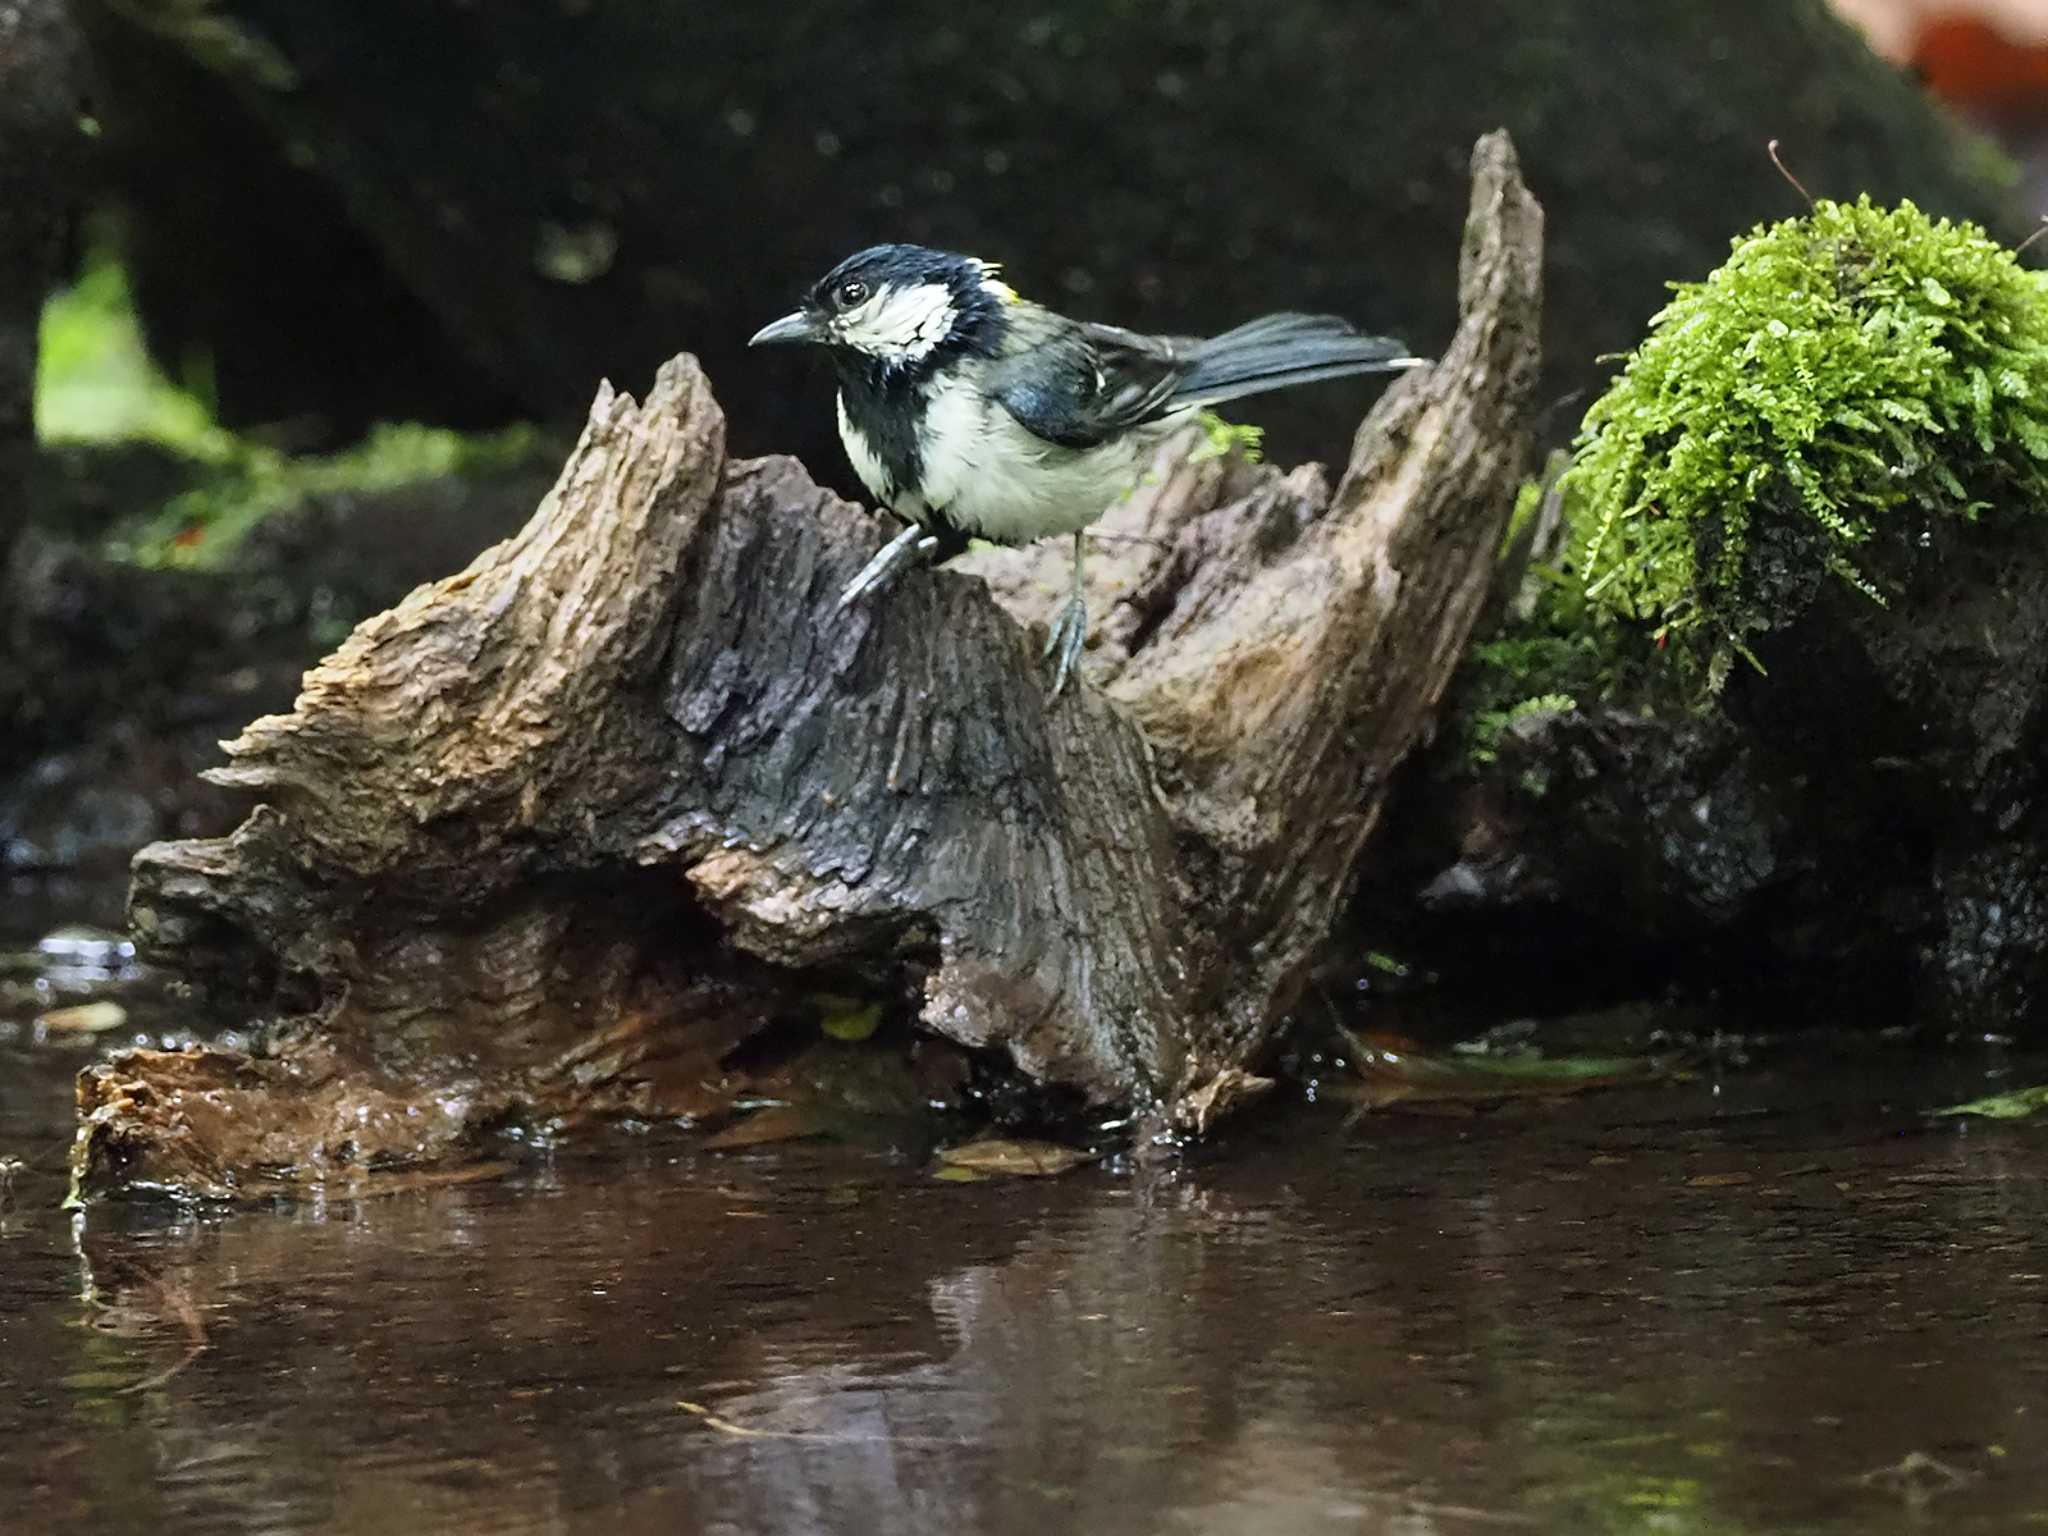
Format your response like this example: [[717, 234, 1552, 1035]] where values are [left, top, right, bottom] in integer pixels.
[[837, 282, 958, 361]]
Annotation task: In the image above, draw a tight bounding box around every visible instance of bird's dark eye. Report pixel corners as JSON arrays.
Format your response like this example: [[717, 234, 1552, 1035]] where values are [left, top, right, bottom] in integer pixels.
[[836, 279, 870, 308]]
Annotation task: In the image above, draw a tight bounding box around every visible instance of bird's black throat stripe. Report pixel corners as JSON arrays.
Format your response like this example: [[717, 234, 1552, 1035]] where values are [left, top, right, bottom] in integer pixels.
[[837, 364, 927, 512]]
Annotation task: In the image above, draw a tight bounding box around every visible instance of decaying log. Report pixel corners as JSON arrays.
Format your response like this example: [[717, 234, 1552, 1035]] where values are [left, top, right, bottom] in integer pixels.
[[80, 132, 1541, 1198]]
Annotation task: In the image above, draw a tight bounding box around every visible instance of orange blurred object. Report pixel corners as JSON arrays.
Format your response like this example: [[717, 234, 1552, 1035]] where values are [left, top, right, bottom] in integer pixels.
[[1913, 13, 2048, 116], [1832, 0, 2048, 56]]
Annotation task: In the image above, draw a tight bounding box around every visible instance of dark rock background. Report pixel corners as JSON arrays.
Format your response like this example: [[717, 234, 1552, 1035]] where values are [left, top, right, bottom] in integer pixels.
[[76, 0, 2018, 481], [0, 0, 86, 555], [1366, 508, 2048, 1038], [1, 457, 555, 895]]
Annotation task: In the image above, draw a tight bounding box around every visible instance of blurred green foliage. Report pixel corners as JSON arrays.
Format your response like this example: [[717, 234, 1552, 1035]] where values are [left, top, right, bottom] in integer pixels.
[[35, 244, 547, 565], [37, 250, 230, 459], [100, 0, 299, 89], [1454, 471, 1647, 765], [124, 420, 549, 567]]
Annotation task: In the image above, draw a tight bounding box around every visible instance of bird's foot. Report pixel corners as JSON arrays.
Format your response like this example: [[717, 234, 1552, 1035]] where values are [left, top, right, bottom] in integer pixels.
[[838, 524, 938, 612], [1043, 593, 1089, 698]]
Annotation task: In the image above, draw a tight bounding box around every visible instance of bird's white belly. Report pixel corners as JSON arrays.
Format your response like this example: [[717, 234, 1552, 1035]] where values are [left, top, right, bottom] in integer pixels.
[[916, 377, 1164, 544]]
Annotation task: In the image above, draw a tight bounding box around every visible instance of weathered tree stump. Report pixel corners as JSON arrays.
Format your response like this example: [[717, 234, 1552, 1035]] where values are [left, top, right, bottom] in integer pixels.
[[77, 133, 1541, 1199]]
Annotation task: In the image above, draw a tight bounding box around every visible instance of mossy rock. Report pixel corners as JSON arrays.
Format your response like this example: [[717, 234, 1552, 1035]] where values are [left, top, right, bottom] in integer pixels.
[[1569, 197, 2048, 686], [1406, 199, 2048, 1035]]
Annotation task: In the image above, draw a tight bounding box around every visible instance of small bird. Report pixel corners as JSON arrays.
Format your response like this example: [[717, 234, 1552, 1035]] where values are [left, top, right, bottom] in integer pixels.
[[750, 243, 1424, 694]]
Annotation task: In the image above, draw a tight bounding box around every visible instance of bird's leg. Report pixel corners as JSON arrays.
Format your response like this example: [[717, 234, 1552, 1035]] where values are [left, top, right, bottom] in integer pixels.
[[837, 523, 934, 611], [838, 522, 972, 611], [1044, 529, 1089, 697]]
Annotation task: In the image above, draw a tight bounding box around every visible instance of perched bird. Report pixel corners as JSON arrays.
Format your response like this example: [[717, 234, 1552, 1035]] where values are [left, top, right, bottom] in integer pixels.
[[750, 243, 1424, 694]]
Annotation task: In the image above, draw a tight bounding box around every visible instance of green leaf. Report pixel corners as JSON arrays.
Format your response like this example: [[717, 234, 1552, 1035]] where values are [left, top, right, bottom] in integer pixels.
[[1935, 1085, 2048, 1120], [817, 998, 883, 1043], [1191, 411, 1265, 465]]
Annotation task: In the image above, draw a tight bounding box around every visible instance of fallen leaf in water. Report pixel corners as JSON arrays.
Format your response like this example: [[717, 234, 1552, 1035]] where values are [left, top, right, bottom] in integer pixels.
[[1334, 1027, 1663, 1112], [1936, 1085, 2048, 1120], [817, 999, 883, 1043], [701, 1103, 826, 1150], [1434, 1050, 1654, 1083], [37, 1001, 128, 1035], [934, 1137, 1094, 1178]]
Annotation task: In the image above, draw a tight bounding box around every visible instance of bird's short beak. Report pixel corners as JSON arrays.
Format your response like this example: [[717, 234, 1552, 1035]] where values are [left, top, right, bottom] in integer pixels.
[[748, 311, 822, 348]]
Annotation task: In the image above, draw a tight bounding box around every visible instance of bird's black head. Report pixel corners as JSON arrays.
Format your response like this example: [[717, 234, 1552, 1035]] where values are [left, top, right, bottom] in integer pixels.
[[749, 243, 1014, 378]]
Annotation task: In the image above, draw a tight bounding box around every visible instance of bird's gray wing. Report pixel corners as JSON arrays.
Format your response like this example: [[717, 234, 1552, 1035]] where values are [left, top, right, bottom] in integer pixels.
[[989, 318, 1196, 449]]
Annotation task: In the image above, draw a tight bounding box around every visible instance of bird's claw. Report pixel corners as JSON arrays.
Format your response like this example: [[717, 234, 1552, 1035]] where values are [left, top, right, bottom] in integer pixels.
[[838, 526, 936, 611], [1044, 594, 1088, 698]]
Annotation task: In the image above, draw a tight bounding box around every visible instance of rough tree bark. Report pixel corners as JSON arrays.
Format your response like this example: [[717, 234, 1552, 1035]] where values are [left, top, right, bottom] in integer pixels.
[[77, 133, 1541, 1200]]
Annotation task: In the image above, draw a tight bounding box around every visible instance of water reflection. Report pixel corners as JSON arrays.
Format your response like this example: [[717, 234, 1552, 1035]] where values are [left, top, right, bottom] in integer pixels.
[[0, 1054, 2043, 1535]]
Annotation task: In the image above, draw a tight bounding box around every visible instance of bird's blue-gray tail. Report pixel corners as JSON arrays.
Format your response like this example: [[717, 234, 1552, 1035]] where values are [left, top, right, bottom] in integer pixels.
[[1172, 313, 1425, 410]]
